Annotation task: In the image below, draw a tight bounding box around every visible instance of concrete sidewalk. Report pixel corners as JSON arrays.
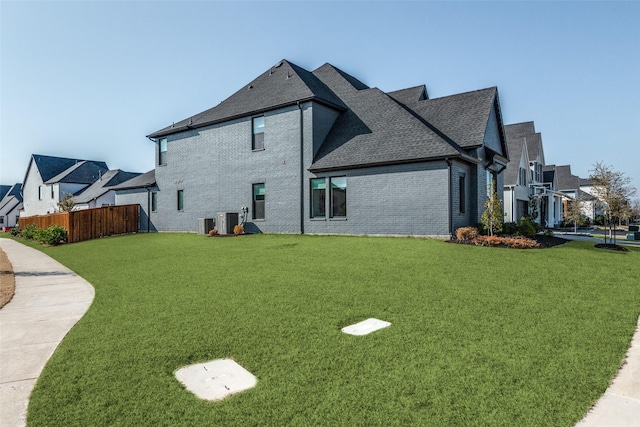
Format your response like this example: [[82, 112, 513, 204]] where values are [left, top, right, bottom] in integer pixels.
[[0, 239, 94, 427]]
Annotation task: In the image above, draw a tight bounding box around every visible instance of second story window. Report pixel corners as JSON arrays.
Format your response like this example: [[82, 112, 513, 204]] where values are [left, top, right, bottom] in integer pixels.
[[39, 186, 44, 200], [252, 116, 264, 150], [159, 138, 168, 165], [151, 192, 158, 212]]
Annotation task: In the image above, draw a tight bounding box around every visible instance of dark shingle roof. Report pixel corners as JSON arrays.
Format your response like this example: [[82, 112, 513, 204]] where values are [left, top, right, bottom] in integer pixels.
[[503, 133, 527, 186], [525, 133, 544, 164], [555, 165, 581, 191], [32, 154, 109, 184], [9, 183, 23, 202], [110, 170, 156, 190], [504, 122, 535, 140], [148, 60, 346, 139], [0, 186, 10, 200], [74, 170, 142, 203], [44, 160, 109, 185], [402, 87, 500, 150], [387, 85, 428, 105], [309, 65, 468, 171]]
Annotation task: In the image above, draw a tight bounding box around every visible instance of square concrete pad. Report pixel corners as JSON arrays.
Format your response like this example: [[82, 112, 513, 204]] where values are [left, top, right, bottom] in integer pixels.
[[174, 359, 256, 401], [342, 318, 391, 335]]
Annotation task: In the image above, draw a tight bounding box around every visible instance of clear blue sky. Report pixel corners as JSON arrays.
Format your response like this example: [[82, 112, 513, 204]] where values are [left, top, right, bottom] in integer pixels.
[[2, 1, 639, 192]]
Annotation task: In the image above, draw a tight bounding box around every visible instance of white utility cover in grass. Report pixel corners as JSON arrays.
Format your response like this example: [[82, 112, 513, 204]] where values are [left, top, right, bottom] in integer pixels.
[[174, 358, 257, 401], [342, 318, 391, 336]]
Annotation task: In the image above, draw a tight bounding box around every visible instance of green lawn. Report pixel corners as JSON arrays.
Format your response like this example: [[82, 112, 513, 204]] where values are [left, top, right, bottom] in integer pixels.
[[19, 233, 640, 426]]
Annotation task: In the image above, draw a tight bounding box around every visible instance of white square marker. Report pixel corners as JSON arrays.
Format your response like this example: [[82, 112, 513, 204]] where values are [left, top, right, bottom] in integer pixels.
[[175, 358, 257, 401], [341, 318, 391, 336]]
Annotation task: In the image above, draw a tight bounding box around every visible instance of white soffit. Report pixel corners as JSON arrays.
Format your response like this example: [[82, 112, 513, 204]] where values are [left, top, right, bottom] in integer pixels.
[[175, 358, 257, 401], [341, 318, 391, 336]]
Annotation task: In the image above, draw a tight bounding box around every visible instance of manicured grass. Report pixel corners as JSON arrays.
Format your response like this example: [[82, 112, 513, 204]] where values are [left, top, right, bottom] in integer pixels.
[[22, 234, 640, 426]]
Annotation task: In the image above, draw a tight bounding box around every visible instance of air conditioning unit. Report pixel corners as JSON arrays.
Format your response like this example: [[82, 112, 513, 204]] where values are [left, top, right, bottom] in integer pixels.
[[217, 212, 239, 235], [197, 218, 215, 235]]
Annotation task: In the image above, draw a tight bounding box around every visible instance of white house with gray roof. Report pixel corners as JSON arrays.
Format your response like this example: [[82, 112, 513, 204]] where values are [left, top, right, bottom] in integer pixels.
[[146, 60, 509, 237], [0, 183, 23, 228], [21, 154, 109, 216]]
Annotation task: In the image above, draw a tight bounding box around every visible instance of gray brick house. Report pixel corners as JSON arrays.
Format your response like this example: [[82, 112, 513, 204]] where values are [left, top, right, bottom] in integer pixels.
[[146, 60, 509, 237]]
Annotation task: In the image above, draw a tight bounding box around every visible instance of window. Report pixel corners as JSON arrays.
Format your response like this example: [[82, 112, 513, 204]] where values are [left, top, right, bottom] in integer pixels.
[[253, 183, 265, 219], [330, 177, 347, 218], [486, 170, 496, 197], [151, 192, 158, 212], [0, 216, 4, 225], [311, 178, 326, 218], [159, 138, 168, 165], [39, 186, 44, 200], [459, 175, 466, 214], [519, 167, 527, 186], [50, 185, 55, 199], [177, 190, 184, 211], [252, 116, 264, 150]]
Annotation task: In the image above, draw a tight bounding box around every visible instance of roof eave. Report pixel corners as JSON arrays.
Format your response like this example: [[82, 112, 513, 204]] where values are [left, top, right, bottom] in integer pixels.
[[148, 97, 346, 139], [309, 153, 479, 174]]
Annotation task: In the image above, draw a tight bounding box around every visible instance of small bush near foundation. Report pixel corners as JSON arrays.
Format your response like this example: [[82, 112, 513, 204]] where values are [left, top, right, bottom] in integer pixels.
[[502, 222, 518, 235], [517, 217, 537, 237], [10, 227, 20, 237], [456, 227, 478, 240], [233, 225, 244, 235], [208, 229, 218, 236]]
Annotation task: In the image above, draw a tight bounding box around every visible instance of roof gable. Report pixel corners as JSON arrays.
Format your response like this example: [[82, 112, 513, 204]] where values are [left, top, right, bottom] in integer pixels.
[[403, 87, 500, 150], [111, 169, 156, 190], [310, 85, 461, 172], [503, 134, 528, 186], [387, 85, 428, 105], [148, 60, 346, 138]]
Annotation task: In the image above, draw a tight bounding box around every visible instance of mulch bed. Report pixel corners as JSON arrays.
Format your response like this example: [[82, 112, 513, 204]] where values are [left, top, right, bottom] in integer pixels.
[[594, 243, 629, 252], [448, 234, 569, 249], [0, 248, 16, 308]]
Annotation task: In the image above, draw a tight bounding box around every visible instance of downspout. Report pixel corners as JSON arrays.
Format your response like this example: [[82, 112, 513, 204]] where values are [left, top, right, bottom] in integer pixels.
[[297, 101, 304, 234], [146, 187, 151, 232], [446, 158, 453, 238]]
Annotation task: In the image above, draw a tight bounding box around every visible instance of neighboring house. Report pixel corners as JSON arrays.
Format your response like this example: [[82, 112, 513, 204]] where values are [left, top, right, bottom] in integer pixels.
[[146, 60, 509, 237], [502, 122, 562, 227], [113, 170, 158, 232], [553, 164, 597, 222], [21, 154, 109, 217], [0, 183, 23, 229], [74, 169, 142, 210]]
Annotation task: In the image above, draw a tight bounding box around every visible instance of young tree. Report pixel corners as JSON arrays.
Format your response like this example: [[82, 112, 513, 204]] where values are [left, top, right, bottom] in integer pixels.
[[565, 196, 585, 233], [57, 193, 76, 212], [481, 188, 503, 236], [589, 162, 637, 244]]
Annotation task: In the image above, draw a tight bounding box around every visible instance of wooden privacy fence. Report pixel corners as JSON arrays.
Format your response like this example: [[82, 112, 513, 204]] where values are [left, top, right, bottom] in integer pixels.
[[20, 204, 140, 244]]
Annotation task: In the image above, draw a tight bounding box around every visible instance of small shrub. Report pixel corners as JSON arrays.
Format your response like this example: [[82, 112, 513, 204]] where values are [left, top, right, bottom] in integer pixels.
[[10, 227, 20, 237], [208, 229, 218, 236], [502, 222, 518, 235], [233, 224, 244, 235], [21, 224, 38, 240], [517, 217, 536, 237], [456, 227, 478, 240], [42, 225, 67, 246], [543, 229, 554, 237]]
